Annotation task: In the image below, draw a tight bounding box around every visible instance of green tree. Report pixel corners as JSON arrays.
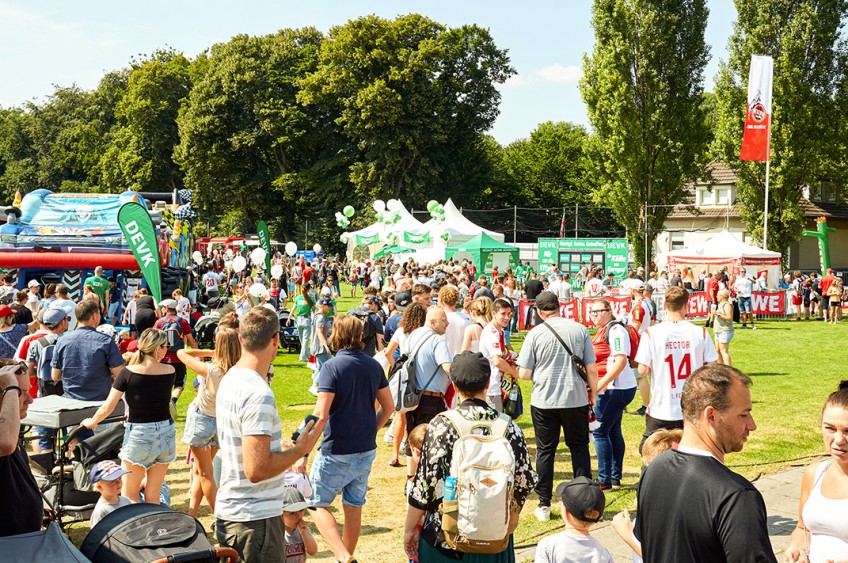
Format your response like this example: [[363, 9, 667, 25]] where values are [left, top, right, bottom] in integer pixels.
[[299, 14, 514, 203], [100, 50, 192, 193], [176, 28, 344, 241], [0, 108, 38, 202], [581, 0, 711, 266], [711, 0, 848, 254]]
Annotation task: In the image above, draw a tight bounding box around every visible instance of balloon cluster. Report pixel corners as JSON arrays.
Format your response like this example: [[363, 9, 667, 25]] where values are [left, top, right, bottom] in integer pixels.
[[440, 232, 451, 242], [373, 199, 402, 225], [335, 206, 355, 228], [385, 232, 398, 246], [427, 200, 445, 222]]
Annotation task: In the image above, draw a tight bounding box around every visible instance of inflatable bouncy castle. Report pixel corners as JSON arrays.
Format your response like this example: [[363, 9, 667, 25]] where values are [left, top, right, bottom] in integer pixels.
[[0, 189, 195, 312]]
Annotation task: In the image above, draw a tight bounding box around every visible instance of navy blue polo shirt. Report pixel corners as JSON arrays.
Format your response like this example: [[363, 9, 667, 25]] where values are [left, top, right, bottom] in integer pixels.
[[317, 349, 388, 455]]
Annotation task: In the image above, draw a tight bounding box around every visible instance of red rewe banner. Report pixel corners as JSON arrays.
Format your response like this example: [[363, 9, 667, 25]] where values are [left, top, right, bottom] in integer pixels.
[[750, 292, 785, 315], [739, 55, 773, 162], [686, 292, 710, 318], [517, 299, 580, 330]]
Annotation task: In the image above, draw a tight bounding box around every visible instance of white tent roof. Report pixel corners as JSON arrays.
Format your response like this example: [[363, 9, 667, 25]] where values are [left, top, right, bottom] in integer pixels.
[[346, 200, 427, 238], [667, 230, 780, 262], [665, 230, 781, 288], [423, 199, 505, 244]]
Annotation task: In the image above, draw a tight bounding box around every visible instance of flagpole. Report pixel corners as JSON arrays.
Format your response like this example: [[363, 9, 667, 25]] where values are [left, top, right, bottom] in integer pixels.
[[763, 160, 770, 250]]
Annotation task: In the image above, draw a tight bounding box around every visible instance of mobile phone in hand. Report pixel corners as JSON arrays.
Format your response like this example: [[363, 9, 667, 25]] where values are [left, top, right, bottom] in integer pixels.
[[292, 414, 319, 441]]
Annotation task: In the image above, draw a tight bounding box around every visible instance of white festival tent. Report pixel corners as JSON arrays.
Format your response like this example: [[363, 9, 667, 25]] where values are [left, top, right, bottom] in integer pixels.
[[422, 198, 505, 245], [344, 201, 429, 259], [345, 198, 506, 264], [665, 230, 782, 288]]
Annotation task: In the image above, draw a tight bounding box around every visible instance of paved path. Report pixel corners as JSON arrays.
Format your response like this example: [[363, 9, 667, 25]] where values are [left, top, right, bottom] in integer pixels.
[[517, 463, 811, 562]]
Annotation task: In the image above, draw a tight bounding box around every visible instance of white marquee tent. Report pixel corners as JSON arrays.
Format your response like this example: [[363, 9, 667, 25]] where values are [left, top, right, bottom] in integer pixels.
[[422, 199, 505, 245], [665, 230, 782, 288]]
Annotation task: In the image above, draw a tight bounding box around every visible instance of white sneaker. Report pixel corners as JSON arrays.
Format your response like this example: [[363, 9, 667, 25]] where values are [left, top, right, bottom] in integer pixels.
[[384, 426, 395, 443], [308, 384, 319, 397], [534, 505, 551, 522]]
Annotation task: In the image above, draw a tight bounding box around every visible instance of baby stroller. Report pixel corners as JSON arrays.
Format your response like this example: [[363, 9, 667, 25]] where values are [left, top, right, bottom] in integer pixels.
[[81, 504, 237, 563], [278, 309, 300, 353], [0, 522, 89, 562], [23, 395, 126, 528], [194, 313, 221, 349]]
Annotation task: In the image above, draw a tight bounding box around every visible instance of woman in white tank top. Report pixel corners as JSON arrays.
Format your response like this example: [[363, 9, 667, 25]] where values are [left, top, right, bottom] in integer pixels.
[[460, 296, 493, 354], [785, 380, 848, 562]]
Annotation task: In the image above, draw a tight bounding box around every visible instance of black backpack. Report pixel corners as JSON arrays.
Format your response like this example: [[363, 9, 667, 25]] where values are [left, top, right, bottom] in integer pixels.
[[350, 309, 377, 347]]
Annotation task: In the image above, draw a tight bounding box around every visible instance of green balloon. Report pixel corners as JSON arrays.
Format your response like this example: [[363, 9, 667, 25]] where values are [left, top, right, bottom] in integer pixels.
[[427, 200, 439, 213], [343, 205, 355, 217]]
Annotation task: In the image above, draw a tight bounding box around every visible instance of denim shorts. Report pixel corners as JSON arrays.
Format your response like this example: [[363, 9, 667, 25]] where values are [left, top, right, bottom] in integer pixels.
[[182, 403, 219, 448], [309, 449, 377, 508], [716, 331, 734, 344], [738, 296, 752, 313], [120, 419, 177, 469]]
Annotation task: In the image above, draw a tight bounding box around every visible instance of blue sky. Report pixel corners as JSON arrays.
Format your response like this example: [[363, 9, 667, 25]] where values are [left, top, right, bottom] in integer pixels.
[[0, 1, 736, 145]]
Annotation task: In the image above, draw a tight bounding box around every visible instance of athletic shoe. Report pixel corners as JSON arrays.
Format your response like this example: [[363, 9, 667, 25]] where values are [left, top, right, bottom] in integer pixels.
[[534, 505, 551, 522], [594, 479, 612, 491], [740, 325, 747, 329], [384, 426, 394, 443], [611, 479, 621, 489], [632, 405, 647, 416], [751, 325, 757, 330]]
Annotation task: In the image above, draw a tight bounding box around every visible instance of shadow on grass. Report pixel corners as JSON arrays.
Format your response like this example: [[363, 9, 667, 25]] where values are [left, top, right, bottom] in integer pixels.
[[745, 371, 790, 377]]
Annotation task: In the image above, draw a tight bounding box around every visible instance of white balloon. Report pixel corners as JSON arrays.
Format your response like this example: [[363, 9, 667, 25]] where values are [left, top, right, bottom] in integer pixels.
[[270, 264, 284, 279], [251, 247, 267, 266], [313, 244, 322, 253], [386, 198, 399, 212], [285, 241, 298, 257], [192, 251, 203, 265], [248, 282, 269, 298], [232, 256, 247, 272], [373, 200, 386, 213]]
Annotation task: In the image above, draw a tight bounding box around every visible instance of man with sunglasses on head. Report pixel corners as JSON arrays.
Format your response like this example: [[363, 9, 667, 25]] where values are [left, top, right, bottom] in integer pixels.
[[0, 362, 42, 536]]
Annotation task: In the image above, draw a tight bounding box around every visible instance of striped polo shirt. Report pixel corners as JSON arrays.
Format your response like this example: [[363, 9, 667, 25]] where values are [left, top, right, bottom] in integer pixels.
[[215, 367, 284, 522]]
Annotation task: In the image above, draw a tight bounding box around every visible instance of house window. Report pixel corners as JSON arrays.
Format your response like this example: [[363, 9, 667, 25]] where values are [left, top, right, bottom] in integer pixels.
[[671, 232, 685, 251], [716, 188, 731, 205], [700, 188, 714, 205]]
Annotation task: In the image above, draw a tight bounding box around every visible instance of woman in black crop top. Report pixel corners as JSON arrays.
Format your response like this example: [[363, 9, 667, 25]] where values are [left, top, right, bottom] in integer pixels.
[[83, 328, 176, 503]]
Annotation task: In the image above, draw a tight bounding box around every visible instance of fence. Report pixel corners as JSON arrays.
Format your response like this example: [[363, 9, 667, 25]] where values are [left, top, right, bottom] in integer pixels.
[[517, 290, 797, 330]]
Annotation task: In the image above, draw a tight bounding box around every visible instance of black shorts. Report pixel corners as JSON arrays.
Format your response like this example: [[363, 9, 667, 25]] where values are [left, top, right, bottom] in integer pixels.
[[405, 394, 447, 455], [639, 414, 684, 454], [169, 362, 187, 388]]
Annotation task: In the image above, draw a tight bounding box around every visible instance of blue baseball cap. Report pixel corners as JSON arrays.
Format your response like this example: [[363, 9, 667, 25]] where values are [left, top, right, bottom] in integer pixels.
[[90, 460, 130, 484]]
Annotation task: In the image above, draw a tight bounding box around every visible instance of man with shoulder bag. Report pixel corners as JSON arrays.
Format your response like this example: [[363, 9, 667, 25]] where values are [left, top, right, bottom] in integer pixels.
[[516, 291, 598, 522]]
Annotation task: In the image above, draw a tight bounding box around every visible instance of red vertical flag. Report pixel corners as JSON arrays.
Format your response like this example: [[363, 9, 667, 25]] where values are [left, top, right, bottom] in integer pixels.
[[559, 211, 566, 238], [739, 55, 773, 162]]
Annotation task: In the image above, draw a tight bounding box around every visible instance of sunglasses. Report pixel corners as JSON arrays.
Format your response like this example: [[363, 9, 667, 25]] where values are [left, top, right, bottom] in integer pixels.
[[589, 309, 611, 315]]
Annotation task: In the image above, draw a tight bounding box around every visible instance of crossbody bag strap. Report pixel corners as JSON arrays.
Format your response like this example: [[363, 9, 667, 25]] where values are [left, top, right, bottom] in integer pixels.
[[541, 320, 587, 384], [0, 330, 17, 351], [412, 331, 443, 393]]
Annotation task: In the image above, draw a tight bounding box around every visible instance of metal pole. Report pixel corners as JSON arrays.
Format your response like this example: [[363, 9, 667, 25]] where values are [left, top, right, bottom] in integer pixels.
[[574, 204, 578, 238], [305, 220, 308, 251], [513, 205, 517, 244], [763, 160, 770, 250], [644, 202, 649, 268]]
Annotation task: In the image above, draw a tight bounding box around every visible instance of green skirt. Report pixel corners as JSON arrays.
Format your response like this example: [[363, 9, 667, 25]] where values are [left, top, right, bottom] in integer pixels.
[[417, 535, 515, 562]]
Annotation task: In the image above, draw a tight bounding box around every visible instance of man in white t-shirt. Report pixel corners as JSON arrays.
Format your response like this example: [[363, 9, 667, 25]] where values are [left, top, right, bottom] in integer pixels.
[[733, 268, 755, 329], [479, 298, 520, 412], [26, 280, 41, 314], [202, 270, 221, 297], [634, 286, 718, 451], [215, 307, 321, 563], [438, 285, 470, 358]]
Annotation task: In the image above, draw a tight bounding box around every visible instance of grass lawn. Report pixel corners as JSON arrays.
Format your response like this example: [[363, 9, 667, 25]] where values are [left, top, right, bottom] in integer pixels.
[[63, 286, 840, 561]]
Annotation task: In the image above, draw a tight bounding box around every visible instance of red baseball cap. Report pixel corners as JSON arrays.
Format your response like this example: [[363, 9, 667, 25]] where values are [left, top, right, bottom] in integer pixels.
[[0, 305, 13, 318]]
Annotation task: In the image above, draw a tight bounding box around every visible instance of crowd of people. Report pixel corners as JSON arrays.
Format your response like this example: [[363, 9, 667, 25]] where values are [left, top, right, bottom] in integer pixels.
[[0, 249, 846, 563]]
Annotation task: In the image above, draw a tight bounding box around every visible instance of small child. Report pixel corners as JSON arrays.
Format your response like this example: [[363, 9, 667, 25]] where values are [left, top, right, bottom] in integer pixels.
[[281, 439, 313, 499], [89, 460, 132, 528], [535, 477, 613, 563], [282, 488, 318, 562], [117, 330, 133, 354], [611, 429, 683, 563], [406, 423, 428, 498]]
